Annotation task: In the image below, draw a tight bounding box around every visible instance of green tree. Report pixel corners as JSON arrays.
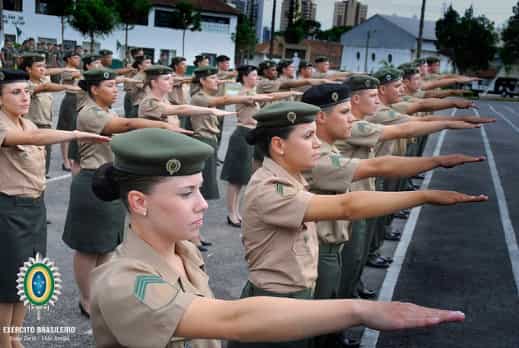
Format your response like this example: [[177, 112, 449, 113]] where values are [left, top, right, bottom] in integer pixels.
[[44, 0, 74, 51], [316, 25, 351, 42], [501, 1, 519, 66], [233, 14, 257, 64], [69, 0, 119, 52], [169, 1, 202, 56], [436, 6, 498, 73], [112, 0, 151, 62]]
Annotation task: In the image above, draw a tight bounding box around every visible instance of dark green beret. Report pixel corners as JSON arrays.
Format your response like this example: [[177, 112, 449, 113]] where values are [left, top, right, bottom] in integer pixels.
[[277, 59, 293, 70], [425, 56, 440, 64], [399, 64, 420, 78], [83, 68, 117, 82], [302, 83, 351, 109], [194, 66, 218, 79], [345, 74, 380, 91], [0, 69, 29, 84], [111, 128, 214, 177], [298, 60, 313, 70], [314, 56, 329, 63], [144, 64, 173, 77], [259, 60, 276, 71], [414, 58, 427, 65], [99, 49, 113, 57], [254, 101, 320, 128], [373, 68, 403, 85]]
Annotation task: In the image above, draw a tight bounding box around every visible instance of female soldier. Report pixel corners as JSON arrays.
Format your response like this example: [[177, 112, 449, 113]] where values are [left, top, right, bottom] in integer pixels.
[[221, 65, 300, 227], [139, 65, 235, 128], [235, 101, 487, 348], [63, 68, 189, 318], [190, 66, 272, 201], [124, 55, 152, 118], [0, 69, 108, 348], [57, 51, 82, 171], [90, 127, 467, 348], [20, 53, 82, 175]]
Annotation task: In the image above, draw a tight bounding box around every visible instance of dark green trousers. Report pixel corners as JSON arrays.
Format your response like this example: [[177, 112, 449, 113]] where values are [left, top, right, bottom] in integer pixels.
[[228, 281, 314, 348]]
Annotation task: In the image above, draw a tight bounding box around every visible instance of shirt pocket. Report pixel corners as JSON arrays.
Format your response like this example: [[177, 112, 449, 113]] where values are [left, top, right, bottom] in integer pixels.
[[13, 144, 45, 174], [292, 224, 312, 256]]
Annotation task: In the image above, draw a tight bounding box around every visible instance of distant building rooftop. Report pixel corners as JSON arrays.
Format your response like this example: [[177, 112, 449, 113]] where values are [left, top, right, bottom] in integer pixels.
[[151, 0, 240, 15], [379, 14, 436, 41]]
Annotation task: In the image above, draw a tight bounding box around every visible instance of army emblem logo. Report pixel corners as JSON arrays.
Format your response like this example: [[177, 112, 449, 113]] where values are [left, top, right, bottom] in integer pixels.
[[364, 80, 371, 88], [286, 112, 297, 124], [385, 74, 392, 81], [103, 71, 110, 79], [331, 92, 339, 102], [17, 253, 62, 320], [166, 159, 182, 175]]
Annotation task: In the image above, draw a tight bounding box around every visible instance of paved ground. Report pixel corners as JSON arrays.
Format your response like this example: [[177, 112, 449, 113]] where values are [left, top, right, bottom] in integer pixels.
[[19, 93, 519, 347]]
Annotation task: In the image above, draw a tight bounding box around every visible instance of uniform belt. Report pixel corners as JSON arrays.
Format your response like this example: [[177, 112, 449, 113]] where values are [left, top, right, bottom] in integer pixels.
[[0, 192, 43, 206], [318, 241, 344, 253], [246, 281, 314, 298]]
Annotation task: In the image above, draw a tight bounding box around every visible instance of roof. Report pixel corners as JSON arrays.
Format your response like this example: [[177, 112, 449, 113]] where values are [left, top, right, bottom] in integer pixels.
[[151, 0, 240, 15], [379, 15, 436, 41]]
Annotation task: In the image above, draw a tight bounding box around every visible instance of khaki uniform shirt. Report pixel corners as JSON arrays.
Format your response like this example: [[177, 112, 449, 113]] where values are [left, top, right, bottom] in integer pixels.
[[169, 79, 191, 105], [311, 71, 328, 79], [256, 77, 281, 94], [25, 79, 53, 127], [242, 157, 318, 293], [77, 99, 116, 169], [91, 229, 220, 348], [0, 111, 45, 197], [236, 88, 259, 127], [423, 73, 442, 81], [335, 120, 384, 191], [139, 93, 180, 127], [190, 90, 219, 139], [61, 69, 80, 88], [127, 71, 147, 106], [304, 142, 359, 244], [366, 106, 411, 157]]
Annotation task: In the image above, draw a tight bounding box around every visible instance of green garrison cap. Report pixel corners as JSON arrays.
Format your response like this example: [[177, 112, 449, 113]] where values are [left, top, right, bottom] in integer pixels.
[[425, 56, 440, 64], [83, 68, 117, 82], [302, 83, 351, 108], [254, 101, 320, 128], [111, 128, 214, 177], [346, 74, 380, 91], [194, 66, 218, 79], [99, 49, 113, 57], [373, 67, 403, 85], [0, 69, 29, 84], [144, 64, 173, 77], [314, 56, 329, 63]]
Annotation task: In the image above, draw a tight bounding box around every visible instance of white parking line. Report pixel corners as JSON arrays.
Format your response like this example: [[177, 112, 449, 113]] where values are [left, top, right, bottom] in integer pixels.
[[476, 108, 519, 295], [489, 105, 519, 134], [46, 173, 71, 183], [360, 109, 455, 348], [503, 105, 518, 115]]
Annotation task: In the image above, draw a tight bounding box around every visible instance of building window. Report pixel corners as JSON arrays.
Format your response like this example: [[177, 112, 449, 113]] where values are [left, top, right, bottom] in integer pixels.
[[356, 52, 361, 60], [201, 15, 230, 33], [154, 9, 175, 28], [4, 0, 23, 11], [36, 0, 53, 15], [63, 40, 77, 51], [388, 54, 393, 63], [371, 53, 376, 62]]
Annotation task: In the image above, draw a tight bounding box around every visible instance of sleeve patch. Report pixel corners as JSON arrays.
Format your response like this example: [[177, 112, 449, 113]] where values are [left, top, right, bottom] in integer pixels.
[[275, 183, 284, 195], [330, 155, 342, 168], [133, 275, 181, 310]]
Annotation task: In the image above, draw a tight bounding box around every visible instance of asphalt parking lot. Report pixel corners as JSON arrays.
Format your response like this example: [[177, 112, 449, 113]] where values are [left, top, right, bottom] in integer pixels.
[[20, 93, 519, 347]]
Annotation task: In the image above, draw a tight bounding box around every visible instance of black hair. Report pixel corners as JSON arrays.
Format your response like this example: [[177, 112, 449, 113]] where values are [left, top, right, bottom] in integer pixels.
[[19, 58, 40, 72], [194, 55, 208, 67], [236, 65, 257, 83], [216, 55, 230, 63], [92, 163, 167, 208], [170, 56, 186, 70], [246, 126, 296, 158], [78, 79, 103, 96], [132, 55, 145, 70]]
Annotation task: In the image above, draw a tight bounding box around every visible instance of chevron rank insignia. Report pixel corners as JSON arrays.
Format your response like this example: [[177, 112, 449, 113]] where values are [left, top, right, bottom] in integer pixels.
[[330, 155, 342, 168], [133, 274, 180, 310]]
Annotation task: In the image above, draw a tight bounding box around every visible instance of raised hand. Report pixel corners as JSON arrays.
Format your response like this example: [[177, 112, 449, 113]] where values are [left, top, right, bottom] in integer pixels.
[[165, 125, 194, 135], [253, 94, 274, 102], [459, 116, 496, 124], [360, 301, 465, 331], [454, 99, 477, 109], [437, 154, 485, 168], [424, 190, 488, 205], [73, 131, 111, 143], [212, 110, 237, 117], [447, 121, 480, 129]]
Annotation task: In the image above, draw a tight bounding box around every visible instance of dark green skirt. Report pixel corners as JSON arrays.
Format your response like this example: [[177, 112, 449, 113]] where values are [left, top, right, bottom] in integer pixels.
[[195, 136, 220, 200], [57, 92, 78, 131], [63, 170, 125, 254], [0, 193, 46, 302], [227, 281, 313, 348], [123, 93, 139, 118], [221, 126, 254, 185]]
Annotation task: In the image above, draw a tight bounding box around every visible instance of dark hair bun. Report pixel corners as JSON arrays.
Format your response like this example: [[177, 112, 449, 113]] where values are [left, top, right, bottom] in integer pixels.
[[92, 163, 120, 201], [78, 79, 90, 92]]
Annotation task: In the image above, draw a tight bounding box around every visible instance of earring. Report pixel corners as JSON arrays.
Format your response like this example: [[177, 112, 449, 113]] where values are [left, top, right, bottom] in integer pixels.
[[143, 209, 148, 217]]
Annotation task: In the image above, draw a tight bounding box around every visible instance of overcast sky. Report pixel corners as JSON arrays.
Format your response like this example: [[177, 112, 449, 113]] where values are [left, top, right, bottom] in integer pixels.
[[315, 0, 517, 30]]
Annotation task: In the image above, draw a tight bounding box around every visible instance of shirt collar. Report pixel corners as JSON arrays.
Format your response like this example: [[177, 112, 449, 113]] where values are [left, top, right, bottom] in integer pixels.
[[262, 157, 309, 190]]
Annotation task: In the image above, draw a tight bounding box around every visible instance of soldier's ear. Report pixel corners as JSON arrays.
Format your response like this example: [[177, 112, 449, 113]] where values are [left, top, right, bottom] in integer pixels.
[[127, 190, 148, 217], [315, 111, 328, 125]]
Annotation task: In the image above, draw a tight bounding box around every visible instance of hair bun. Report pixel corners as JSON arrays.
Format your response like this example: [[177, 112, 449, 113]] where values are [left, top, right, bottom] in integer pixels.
[[78, 79, 90, 91], [92, 163, 120, 201]]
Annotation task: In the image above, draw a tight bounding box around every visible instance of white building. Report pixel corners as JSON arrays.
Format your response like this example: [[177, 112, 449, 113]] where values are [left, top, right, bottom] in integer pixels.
[[1, 0, 239, 66], [340, 14, 453, 73]]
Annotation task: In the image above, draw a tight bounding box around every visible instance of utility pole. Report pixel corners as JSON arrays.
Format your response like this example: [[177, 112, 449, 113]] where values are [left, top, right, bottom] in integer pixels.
[[269, 0, 277, 59], [416, 0, 426, 58], [363, 29, 371, 72]]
